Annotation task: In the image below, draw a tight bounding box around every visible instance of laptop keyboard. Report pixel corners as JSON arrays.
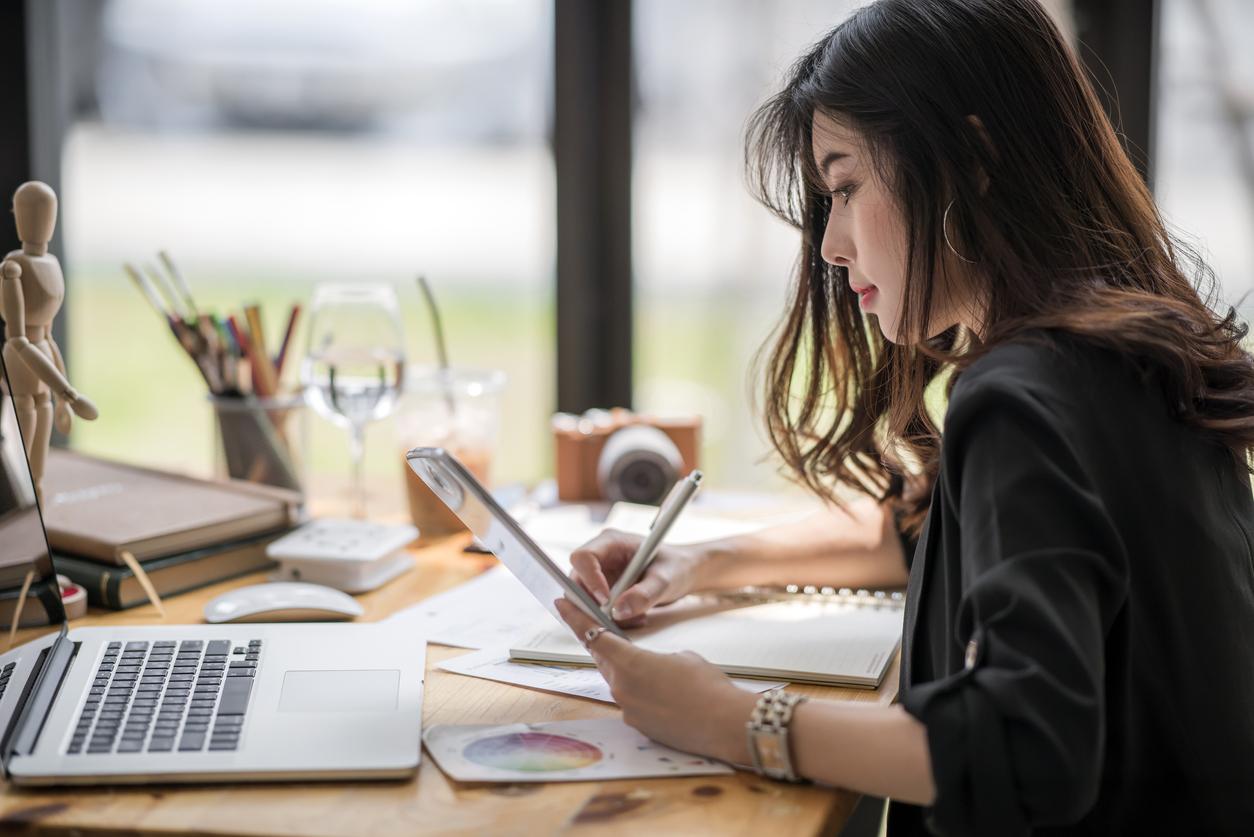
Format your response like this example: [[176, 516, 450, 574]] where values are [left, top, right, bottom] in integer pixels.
[[0, 661, 15, 702], [68, 638, 262, 755]]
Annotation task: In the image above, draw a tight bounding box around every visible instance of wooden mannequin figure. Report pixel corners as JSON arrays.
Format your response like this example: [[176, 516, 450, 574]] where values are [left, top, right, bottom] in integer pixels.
[[0, 181, 98, 503]]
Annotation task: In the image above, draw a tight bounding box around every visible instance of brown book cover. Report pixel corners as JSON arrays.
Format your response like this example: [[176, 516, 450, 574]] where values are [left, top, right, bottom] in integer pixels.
[[53, 528, 289, 610], [41, 450, 301, 565]]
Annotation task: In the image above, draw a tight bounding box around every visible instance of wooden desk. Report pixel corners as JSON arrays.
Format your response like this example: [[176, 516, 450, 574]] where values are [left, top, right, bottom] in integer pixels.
[[0, 536, 898, 836]]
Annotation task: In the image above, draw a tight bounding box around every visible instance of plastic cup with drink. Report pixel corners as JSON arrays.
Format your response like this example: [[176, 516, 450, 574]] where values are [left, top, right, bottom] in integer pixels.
[[397, 367, 506, 544]]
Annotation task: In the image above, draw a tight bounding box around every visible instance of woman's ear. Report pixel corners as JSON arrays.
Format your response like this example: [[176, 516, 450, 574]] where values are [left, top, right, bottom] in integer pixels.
[[965, 114, 994, 195]]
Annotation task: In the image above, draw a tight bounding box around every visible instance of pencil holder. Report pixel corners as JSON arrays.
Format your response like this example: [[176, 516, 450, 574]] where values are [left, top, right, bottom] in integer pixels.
[[209, 393, 307, 495]]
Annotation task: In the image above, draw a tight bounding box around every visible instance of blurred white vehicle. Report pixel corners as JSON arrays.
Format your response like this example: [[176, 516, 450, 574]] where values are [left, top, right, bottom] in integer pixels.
[[97, 0, 549, 139]]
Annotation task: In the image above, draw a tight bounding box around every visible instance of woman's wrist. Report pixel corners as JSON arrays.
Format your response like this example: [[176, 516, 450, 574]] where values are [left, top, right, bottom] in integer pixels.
[[709, 685, 758, 765], [687, 540, 743, 593]]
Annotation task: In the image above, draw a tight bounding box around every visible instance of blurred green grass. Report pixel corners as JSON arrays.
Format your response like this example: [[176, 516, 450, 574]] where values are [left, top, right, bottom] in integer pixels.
[[65, 266, 555, 493], [64, 266, 780, 501]]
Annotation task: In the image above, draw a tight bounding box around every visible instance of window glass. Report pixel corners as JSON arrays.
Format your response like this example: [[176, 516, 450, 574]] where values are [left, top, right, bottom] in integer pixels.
[[62, 0, 554, 512], [1155, 0, 1254, 325]]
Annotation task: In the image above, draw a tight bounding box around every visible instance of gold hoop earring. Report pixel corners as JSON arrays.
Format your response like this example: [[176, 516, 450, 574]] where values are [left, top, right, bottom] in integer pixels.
[[943, 199, 976, 264]]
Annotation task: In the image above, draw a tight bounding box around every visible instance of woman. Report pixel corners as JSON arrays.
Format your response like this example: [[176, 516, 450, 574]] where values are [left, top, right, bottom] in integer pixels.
[[555, 0, 1254, 833]]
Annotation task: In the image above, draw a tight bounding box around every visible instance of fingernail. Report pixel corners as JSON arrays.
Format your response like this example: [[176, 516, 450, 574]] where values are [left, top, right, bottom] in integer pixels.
[[612, 604, 633, 620], [595, 591, 608, 606]]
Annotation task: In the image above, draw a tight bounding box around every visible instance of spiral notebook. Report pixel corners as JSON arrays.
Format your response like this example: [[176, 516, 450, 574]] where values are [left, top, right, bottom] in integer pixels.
[[510, 588, 905, 689]]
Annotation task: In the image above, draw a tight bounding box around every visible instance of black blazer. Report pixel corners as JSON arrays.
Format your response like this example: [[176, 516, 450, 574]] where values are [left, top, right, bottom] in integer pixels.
[[887, 332, 1254, 836]]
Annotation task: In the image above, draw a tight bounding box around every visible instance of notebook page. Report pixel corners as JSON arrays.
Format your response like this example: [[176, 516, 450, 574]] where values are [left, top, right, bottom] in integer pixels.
[[513, 596, 903, 685]]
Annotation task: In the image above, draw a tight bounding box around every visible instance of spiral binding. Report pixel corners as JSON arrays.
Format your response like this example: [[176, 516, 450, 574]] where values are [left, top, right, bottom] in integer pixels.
[[717, 584, 905, 610]]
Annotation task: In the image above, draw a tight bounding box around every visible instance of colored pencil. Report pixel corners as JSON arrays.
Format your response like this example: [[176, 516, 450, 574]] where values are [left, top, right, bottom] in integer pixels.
[[274, 304, 302, 380]]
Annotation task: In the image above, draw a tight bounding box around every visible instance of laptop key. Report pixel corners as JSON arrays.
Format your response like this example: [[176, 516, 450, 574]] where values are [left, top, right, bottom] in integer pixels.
[[217, 678, 254, 715], [178, 734, 205, 751]]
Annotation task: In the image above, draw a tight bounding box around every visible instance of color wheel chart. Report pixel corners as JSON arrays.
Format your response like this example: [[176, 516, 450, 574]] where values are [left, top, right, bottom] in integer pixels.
[[463, 732, 603, 772], [424, 720, 733, 782]]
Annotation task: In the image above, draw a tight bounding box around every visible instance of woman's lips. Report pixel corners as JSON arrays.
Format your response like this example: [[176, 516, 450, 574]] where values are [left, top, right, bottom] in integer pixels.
[[855, 285, 877, 310]]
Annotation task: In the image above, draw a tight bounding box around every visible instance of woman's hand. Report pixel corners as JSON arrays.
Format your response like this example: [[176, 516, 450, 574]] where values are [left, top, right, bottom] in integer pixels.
[[555, 598, 755, 764], [568, 529, 707, 626]]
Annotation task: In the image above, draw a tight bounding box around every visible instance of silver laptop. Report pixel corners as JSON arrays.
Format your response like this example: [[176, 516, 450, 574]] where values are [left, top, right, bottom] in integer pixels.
[[0, 365, 423, 785]]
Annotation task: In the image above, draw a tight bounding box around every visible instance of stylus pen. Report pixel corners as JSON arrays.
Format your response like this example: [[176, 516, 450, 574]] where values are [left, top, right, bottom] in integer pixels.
[[606, 470, 703, 616]]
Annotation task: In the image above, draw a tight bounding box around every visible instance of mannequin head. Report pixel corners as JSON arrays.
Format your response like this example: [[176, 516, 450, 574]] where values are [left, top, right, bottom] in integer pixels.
[[13, 182, 57, 256]]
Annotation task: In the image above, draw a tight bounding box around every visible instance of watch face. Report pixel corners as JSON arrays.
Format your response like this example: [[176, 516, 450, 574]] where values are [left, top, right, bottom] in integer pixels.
[[753, 730, 788, 772]]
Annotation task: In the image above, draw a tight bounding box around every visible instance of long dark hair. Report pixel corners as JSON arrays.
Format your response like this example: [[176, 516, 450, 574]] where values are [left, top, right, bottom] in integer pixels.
[[746, 0, 1254, 537]]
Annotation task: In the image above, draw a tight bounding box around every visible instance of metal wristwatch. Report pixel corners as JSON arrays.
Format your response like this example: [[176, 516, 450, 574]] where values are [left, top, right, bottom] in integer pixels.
[[745, 690, 808, 782]]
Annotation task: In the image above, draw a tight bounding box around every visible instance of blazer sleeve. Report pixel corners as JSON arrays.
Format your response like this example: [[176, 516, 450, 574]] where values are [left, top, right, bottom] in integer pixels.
[[899, 374, 1130, 836]]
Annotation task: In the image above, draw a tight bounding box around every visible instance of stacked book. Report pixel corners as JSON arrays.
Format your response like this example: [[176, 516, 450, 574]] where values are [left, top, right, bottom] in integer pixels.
[[42, 450, 302, 610]]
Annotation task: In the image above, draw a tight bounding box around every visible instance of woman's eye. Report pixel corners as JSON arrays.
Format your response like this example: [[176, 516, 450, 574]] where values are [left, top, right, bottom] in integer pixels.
[[831, 184, 855, 206]]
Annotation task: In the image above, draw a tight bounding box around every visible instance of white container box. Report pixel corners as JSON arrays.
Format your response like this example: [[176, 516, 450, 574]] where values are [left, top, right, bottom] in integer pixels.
[[267, 518, 418, 593]]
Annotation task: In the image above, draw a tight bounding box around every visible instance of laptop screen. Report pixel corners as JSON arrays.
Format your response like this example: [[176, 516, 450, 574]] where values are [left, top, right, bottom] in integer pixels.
[[0, 360, 68, 638]]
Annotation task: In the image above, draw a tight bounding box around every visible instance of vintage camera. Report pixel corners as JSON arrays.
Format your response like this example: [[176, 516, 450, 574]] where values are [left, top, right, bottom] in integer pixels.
[[552, 408, 701, 504]]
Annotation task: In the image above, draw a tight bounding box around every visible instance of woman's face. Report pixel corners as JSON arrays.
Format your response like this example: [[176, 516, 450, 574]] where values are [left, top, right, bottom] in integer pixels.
[[811, 111, 971, 343], [812, 111, 910, 342]]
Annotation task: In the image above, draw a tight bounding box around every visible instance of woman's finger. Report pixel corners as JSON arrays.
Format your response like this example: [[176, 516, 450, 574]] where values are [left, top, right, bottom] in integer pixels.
[[554, 598, 637, 666], [611, 571, 669, 621], [555, 596, 599, 635], [583, 627, 635, 666], [569, 551, 611, 605]]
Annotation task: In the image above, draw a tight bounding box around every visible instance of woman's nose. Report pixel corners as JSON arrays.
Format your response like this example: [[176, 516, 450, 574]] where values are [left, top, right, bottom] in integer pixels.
[[820, 220, 853, 267]]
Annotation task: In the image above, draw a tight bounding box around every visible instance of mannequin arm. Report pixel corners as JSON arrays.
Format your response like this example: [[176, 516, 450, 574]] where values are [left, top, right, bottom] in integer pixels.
[[49, 336, 67, 377], [2, 261, 25, 340], [5, 336, 78, 399], [48, 337, 73, 434]]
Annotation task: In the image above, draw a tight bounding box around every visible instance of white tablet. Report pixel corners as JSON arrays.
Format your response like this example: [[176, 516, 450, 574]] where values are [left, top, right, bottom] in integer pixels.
[[405, 447, 624, 637]]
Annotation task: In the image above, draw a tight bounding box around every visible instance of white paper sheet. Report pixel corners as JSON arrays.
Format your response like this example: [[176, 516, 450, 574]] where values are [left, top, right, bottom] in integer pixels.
[[424, 719, 732, 783], [385, 566, 552, 649], [513, 596, 904, 688], [603, 501, 812, 544], [438, 645, 785, 704]]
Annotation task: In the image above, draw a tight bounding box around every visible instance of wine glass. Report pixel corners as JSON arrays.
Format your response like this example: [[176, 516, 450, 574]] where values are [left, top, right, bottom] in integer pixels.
[[301, 283, 406, 517]]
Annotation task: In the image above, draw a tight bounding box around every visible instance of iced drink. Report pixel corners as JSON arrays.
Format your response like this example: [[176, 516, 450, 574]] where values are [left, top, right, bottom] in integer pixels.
[[396, 367, 505, 545]]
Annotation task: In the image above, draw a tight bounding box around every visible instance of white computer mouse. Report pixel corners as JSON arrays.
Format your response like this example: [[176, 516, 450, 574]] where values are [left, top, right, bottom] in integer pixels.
[[203, 582, 364, 624]]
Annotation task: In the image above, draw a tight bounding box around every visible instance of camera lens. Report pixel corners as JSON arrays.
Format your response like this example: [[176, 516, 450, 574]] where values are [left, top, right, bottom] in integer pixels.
[[418, 461, 465, 511], [596, 425, 684, 505]]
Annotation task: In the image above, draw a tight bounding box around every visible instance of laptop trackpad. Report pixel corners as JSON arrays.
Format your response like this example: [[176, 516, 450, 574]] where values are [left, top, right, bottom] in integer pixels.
[[278, 670, 400, 712]]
